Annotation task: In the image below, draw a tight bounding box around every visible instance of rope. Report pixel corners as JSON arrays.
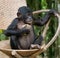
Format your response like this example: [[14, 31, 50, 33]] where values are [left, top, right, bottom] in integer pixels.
[[33, 10, 60, 50], [44, 11, 60, 50]]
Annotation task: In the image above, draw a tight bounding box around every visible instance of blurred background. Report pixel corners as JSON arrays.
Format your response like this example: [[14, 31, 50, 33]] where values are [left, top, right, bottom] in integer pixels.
[[0, 0, 60, 58]]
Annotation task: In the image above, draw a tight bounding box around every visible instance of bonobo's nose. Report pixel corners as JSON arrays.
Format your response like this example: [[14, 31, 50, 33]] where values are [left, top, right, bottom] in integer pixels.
[[29, 16, 32, 19], [27, 16, 32, 22]]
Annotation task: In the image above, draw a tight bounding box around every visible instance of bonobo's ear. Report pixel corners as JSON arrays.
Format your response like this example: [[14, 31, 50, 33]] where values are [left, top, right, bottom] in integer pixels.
[[17, 12, 21, 16]]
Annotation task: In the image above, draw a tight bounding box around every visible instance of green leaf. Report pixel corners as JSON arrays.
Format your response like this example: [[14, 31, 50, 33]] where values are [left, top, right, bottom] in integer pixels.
[[0, 29, 3, 34], [0, 34, 6, 40]]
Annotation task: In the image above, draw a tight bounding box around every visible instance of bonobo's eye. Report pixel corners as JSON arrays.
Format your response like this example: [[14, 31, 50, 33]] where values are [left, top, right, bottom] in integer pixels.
[[27, 13, 31, 16], [26, 13, 32, 16]]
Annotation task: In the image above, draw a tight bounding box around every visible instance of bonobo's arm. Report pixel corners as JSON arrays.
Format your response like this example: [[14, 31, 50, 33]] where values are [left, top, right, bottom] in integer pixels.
[[33, 10, 55, 26], [4, 18, 19, 36], [4, 18, 30, 36]]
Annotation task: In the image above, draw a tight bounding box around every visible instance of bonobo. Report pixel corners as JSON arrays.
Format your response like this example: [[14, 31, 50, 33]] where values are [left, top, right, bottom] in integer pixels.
[[4, 6, 55, 49]]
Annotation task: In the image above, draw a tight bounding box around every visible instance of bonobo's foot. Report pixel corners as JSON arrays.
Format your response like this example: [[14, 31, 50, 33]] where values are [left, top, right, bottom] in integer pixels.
[[30, 44, 41, 49]]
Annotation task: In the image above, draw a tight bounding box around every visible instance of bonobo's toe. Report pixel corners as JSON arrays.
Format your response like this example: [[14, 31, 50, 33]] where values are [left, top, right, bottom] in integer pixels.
[[30, 44, 41, 49]]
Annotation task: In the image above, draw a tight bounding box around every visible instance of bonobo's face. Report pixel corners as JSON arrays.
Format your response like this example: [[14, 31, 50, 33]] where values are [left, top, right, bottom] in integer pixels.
[[17, 6, 33, 24]]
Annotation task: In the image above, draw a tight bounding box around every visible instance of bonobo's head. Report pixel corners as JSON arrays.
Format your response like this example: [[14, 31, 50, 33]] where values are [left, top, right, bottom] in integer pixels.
[[17, 6, 33, 24]]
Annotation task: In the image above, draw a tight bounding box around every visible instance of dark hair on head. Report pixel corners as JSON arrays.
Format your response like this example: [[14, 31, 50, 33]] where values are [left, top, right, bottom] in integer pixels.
[[18, 6, 32, 14]]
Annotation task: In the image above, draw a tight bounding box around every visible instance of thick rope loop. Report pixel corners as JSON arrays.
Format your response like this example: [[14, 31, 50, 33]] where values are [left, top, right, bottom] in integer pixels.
[[33, 9, 60, 50]]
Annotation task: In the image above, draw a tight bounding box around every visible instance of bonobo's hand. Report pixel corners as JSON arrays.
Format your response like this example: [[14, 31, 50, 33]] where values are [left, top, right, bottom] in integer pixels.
[[48, 9, 57, 15], [22, 29, 30, 34], [18, 29, 30, 35]]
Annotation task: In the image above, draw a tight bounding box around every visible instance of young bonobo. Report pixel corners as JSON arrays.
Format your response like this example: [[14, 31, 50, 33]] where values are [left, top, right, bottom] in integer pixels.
[[4, 6, 56, 49]]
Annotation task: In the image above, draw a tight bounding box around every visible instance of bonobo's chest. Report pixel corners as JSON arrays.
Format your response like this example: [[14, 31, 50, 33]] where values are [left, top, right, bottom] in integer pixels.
[[17, 21, 26, 29], [17, 21, 34, 37], [17, 21, 34, 49], [17, 21, 33, 30]]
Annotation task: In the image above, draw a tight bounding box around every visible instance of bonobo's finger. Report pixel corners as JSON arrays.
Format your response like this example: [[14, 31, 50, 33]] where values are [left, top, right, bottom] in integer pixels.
[[19, 29, 30, 34], [49, 9, 59, 17], [26, 31, 30, 34], [25, 29, 30, 34], [49, 9, 57, 14], [4, 30, 10, 36]]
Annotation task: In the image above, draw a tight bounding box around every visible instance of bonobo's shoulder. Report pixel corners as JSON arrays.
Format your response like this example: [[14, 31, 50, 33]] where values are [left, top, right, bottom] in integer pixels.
[[12, 18, 18, 22], [11, 18, 19, 25], [13, 18, 18, 21]]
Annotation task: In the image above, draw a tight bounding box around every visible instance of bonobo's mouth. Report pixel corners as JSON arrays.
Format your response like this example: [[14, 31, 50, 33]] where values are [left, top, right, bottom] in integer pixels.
[[24, 16, 33, 24], [25, 20, 33, 25], [26, 21, 32, 24]]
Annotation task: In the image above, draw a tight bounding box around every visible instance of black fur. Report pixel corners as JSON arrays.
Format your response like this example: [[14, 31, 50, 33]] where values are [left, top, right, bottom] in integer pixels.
[[4, 6, 55, 49]]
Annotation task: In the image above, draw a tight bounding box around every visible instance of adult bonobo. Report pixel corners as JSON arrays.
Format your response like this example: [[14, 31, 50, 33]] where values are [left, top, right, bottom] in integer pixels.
[[4, 6, 56, 49]]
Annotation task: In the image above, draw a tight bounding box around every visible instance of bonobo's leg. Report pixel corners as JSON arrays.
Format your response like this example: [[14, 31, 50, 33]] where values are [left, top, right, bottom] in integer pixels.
[[34, 35, 43, 45], [10, 36, 18, 49], [31, 35, 43, 49]]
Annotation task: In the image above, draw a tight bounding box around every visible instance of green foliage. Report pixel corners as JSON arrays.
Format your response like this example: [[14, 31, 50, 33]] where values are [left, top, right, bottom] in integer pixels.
[[0, 34, 7, 40], [0, 29, 3, 34], [41, 0, 47, 9], [0, 29, 8, 41]]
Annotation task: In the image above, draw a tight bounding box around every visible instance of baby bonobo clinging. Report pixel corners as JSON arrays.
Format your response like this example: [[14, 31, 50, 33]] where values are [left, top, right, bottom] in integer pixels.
[[4, 6, 56, 49]]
